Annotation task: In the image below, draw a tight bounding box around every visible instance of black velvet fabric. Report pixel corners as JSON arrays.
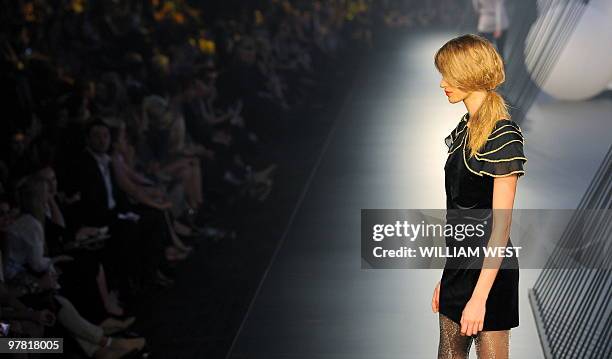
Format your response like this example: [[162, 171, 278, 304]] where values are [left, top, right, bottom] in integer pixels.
[[439, 113, 525, 331]]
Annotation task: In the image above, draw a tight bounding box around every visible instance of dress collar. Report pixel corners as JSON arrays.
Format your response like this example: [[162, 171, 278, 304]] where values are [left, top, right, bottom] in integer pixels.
[[446, 114, 469, 152]]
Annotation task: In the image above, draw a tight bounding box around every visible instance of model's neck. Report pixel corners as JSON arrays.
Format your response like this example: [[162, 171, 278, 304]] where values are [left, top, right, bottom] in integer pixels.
[[463, 91, 488, 120]]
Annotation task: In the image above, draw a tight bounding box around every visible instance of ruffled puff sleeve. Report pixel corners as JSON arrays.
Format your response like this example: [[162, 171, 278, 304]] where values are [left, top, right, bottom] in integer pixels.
[[466, 120, 527, 178]]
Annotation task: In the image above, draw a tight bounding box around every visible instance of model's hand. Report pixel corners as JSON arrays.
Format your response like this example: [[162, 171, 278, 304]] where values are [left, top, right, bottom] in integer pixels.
[[431, 281, 440, 313], [460, 296, 486, 336], [494, 30, 502, 39]]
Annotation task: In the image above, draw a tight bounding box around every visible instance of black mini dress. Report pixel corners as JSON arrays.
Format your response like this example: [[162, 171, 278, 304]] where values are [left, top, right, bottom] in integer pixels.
[[439, 112, 526, 331]]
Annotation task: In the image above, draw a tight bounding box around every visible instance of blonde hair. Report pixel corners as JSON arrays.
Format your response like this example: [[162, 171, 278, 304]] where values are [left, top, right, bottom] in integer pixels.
[[434, 34, 510, 157], [16, 175, 48, 224]]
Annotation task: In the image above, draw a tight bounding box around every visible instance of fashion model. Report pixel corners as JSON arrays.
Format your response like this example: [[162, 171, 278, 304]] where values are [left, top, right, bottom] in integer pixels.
[[431, 34, 527, 358]]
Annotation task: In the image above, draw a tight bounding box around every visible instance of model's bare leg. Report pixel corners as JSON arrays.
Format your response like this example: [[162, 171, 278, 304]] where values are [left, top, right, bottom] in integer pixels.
[[474, 329, 510, 359], [438, 313, 472, 359]]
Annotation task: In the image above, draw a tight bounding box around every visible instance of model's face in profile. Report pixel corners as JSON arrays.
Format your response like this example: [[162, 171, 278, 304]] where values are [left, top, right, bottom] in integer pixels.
[[440, 77, 469, 104]]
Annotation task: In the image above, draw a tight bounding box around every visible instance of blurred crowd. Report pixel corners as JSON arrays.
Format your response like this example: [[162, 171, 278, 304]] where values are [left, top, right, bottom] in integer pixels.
[[0, 0, 460, 358]]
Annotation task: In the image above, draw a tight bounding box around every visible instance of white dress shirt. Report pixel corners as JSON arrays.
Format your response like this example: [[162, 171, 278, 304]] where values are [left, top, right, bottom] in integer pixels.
[[3, 214, 54, 280], [88, 149, 117, 210]]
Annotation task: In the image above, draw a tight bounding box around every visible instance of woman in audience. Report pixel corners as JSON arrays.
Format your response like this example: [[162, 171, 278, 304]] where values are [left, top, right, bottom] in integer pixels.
[[141, 95, 204, 216], [110, 123, 192, 260], [2, 175, 147, 358]]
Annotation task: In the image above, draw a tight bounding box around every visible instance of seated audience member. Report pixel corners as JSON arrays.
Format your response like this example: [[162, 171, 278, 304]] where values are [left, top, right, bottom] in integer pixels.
[[70, 120, 171, 297], [110, 123, 192, 261], [3, 175, 146, 358], [37, 165, 130, 322]]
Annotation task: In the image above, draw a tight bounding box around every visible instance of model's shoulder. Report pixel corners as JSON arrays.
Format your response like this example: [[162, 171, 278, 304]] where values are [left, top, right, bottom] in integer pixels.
[[489, 119, 522, 137], [477, 118, 526, 163], [466, 118, 527, 178], [493, 118, 521, 130]]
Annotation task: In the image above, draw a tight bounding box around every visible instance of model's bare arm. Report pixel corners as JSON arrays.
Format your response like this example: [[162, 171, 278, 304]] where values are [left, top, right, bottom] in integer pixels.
[[473, 175, 517, 298], [460, 174, 517, 335]]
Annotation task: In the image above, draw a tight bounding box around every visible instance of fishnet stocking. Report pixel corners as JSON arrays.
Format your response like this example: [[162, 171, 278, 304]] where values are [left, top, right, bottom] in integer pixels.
[[438, 313, 510, 359]]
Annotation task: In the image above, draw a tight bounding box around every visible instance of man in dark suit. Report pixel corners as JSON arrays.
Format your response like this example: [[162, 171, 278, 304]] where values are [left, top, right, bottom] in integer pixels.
[[70, 120, 167, 298], [75, 120, 127, 227], [63, 120, 134, 296]]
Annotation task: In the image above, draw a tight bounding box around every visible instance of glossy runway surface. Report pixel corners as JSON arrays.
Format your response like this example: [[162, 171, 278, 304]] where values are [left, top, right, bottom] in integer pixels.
[[227, 29, 612, 359]]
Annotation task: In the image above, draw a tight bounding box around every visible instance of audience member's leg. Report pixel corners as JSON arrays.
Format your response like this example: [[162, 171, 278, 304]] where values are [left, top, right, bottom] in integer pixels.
[[97, 264, 124, 317], [474, 329, 510, 359], [132, 205, 166, 281], [54, 295, 104, 356], [160, 158, 201, 209], [55, 294, 145, 357], [57, 249, 107, 323], [105, 217, 139, 292], [188, 157, 204, 207], [438, 313, 472, 359]]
